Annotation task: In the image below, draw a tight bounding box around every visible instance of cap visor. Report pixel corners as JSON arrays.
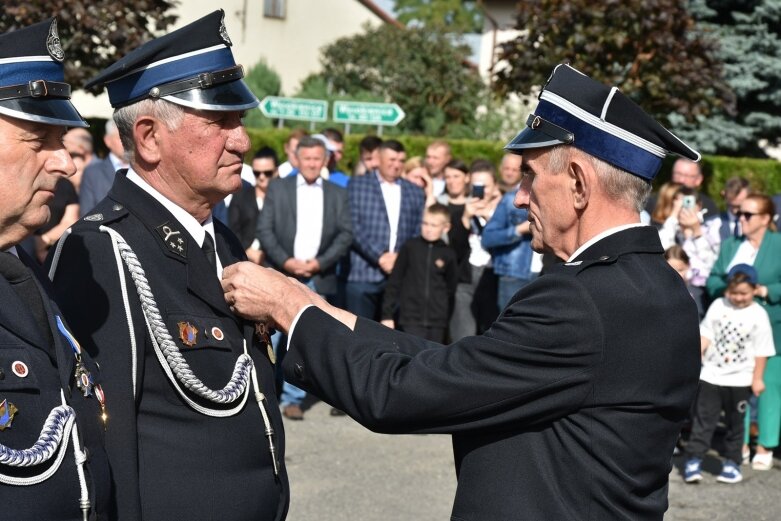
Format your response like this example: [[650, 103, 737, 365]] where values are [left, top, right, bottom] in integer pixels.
[[0, 98, 88, 128], [504, 127, 567, 153], [163, 80, 259, 112]]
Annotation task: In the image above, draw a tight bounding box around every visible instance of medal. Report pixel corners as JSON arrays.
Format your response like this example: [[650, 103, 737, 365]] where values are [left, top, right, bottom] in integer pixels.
[[0, 399, 18, 431], [178, 321, 198, 347]]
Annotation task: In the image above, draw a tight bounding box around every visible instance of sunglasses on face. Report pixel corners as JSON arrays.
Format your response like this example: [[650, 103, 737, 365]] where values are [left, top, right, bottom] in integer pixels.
[[253, 169, 275, 178], [736, 211, 762, 220]]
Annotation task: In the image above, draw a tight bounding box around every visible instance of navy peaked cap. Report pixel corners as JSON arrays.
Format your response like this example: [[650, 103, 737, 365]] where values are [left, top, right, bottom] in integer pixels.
[[86, 10, 258, 111], [505, 64, 700, 181], [0, 18, 87, 127]]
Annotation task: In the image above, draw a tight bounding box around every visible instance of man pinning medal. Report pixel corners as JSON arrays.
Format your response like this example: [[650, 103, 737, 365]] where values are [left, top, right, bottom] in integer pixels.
[[222, 64, 702, 520], [48, 10, 288, 521], [0, 19, 110, 520]]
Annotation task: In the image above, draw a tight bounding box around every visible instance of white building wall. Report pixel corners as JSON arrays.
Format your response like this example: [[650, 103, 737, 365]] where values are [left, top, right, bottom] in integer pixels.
[[73, 0, 384, 118]]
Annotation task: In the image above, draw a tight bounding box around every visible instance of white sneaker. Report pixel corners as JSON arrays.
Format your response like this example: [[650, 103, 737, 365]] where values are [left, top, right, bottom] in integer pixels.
[[752, 451, 773, 471]]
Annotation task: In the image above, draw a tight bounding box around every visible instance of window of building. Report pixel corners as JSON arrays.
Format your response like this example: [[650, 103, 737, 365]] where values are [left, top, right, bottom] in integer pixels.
[[264, 0, 286, 19]]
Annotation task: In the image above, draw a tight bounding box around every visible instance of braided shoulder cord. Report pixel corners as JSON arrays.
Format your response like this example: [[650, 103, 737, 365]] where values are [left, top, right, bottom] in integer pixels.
[[0, 405, 75, 485], [99, 226, 252, 410]]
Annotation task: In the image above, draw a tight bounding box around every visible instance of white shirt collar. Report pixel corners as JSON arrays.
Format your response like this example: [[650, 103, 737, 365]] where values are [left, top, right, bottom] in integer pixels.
[[296, 173, 323, 188], [375, 170, 399, 186], [567, 222, 645, 262], [125, 168, 214, 248]]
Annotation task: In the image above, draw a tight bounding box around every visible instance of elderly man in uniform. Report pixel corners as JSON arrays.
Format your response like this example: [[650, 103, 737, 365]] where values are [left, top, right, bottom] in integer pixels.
[[0, 19, 110, 520], [223, 64, 702, 520], [48, 11, 288, 521]]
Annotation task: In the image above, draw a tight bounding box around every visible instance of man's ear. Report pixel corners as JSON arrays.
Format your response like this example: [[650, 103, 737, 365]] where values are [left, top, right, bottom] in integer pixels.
[[569, 153, 592, 211], [133, 115, 161, 165]]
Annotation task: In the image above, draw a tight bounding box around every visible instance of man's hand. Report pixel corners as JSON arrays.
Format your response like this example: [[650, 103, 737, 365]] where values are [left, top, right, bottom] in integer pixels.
[[283, 258, 312, 277], [304, 259, 321, 275], [222, 262, 358, 332], [378, 252, 397, 274]]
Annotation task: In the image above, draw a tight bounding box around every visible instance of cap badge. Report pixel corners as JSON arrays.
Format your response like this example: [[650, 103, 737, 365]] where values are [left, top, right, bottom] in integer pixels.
[[178, 322, 198, 347], [0, 399, 18, 431], [531, 116, 542, 130], [219, 12, 233, 46], [46, 19, 65, 62]]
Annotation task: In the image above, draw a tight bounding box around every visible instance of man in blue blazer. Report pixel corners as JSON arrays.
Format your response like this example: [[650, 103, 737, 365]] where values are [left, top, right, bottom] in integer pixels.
[[79, 119, 127, 217], [345, 140, 425, 320]]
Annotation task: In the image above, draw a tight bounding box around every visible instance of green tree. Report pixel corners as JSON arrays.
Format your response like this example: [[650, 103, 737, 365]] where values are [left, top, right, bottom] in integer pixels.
[[493, 0, 733, 130], [243, 59, 282, 129], [676, 0, 781, 156], [1, 1, 178, 89], [311, 23, 486, 136], [395, 0, 483, 33]]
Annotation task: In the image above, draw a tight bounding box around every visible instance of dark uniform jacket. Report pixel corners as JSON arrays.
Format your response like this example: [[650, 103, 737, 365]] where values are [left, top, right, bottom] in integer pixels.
[[283, 226, 700, 520], [1, 249, 110, 520], [49, 172, 288, 521]]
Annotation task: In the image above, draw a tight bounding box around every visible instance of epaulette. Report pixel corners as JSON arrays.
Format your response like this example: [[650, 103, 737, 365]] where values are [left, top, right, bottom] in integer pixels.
[[78, 200, 129, 229]]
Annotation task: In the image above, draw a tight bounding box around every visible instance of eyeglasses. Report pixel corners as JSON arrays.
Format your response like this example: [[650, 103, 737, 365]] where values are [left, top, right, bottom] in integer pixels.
[[736, 211, 763, 220], [253, 169, 275, 178]]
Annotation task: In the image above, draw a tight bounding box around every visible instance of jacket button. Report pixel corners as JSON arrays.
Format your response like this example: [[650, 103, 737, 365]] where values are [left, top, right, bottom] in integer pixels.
[[294, 364, 304, 379]]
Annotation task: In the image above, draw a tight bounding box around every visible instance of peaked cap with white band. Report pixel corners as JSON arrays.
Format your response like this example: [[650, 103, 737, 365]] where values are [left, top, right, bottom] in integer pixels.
[[86, 10, 258, 111], [505, 64, 701, 182], [0, 18, 87, 127]]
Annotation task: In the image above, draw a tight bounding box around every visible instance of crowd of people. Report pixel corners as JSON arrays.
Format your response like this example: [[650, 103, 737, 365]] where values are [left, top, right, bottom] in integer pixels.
[[2, 9, 777, 521]]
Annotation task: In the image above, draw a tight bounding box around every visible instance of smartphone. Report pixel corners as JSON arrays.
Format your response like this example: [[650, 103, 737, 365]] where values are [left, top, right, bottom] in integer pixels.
[[682, 195, 696, 210], [471, 183, 485, 199]]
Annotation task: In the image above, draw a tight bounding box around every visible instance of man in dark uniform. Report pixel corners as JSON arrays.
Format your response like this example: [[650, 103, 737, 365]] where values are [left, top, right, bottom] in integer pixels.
[[0, 19, 110, 520], [48, 11, 288, 521], [222, 64, 702, 520]]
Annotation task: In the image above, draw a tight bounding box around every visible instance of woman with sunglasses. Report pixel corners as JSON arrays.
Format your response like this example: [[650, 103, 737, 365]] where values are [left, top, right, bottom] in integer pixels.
[[707, 193, 781, 470]]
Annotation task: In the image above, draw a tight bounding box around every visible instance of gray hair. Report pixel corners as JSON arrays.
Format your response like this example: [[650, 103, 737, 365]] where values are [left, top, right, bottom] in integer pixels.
[[548, 145, 651, 212], [112, 99, 186, 163]]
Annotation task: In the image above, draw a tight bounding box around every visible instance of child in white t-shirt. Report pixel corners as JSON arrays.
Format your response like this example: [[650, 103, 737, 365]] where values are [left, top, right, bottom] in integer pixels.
[[684, 264, 775, 484]]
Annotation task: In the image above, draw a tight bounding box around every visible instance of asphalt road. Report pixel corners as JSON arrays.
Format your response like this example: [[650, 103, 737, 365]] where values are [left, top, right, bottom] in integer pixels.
[[283, 400, 780, 520]]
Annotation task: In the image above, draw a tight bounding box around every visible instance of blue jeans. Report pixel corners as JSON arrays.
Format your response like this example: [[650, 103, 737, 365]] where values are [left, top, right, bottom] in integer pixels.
[[497, 275, 533, 310]]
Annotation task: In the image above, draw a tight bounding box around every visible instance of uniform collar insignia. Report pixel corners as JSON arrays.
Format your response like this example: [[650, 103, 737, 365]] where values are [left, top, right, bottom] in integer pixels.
[[156, 222, 188, 258]]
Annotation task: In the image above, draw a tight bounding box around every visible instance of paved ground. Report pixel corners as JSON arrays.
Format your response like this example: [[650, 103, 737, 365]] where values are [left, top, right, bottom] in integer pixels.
[[283, 400, 780, 520]]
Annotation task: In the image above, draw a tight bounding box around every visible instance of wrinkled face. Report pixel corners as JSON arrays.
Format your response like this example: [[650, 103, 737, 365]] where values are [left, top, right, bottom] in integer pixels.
[[514, 148, 577, 257], [296, 145, 327, 184], [251, 157, 276, 190], [444, 167, 469, 198], [671, 160, 702, 188], [500, 153, 522, 186], [404, 166, 428, 188], [0, 115, 75, 244], [378, 148, 404, 183], [425, 145, 450, 176], [158, 108, 250, 208], [726, 281, 755, 309], [421, 212, 450, 242]]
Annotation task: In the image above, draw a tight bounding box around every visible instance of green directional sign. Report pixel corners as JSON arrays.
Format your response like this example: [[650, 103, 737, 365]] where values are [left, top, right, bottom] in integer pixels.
[[259, 96, 328, 122], [332, 101, 405, 126]]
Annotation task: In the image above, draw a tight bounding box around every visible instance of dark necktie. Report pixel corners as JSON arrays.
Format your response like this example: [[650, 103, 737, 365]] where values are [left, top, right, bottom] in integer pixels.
[[201, 233, 217, 274], [0, 252, 53, 346], [733, 218, 741, 238]]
